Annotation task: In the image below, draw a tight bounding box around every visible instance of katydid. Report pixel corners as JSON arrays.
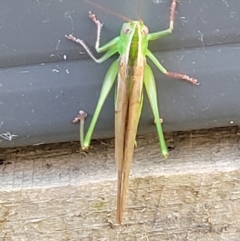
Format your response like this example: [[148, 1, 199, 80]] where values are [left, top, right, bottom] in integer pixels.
[[66, 0, 199, 224]]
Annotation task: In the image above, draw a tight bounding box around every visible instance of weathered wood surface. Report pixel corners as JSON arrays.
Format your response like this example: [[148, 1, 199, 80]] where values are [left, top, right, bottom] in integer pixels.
[[0, 126, 240, 241]]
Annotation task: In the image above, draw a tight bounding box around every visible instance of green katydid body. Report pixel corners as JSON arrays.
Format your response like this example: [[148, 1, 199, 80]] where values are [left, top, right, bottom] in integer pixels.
[[115, 21, 170, 223], [66, 0, 198, 224]]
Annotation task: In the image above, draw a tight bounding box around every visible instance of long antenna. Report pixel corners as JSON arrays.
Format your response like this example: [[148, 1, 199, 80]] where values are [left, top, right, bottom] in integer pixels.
[[83, 0, 133, 22], [137, 0, 142, 20]]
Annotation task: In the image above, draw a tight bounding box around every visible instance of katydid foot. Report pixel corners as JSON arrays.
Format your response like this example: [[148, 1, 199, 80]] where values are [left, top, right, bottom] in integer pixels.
[[65, 34, 85, 46], [72, 110, 88, 150], [166, 72, 199, 85], [88, 11, 103, 28], [72, 110, 87, 124], [169, 0, 178, 31]]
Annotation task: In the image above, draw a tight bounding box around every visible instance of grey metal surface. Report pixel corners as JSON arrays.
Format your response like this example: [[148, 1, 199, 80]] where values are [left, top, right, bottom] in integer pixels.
[[0, 0, 240, 147]]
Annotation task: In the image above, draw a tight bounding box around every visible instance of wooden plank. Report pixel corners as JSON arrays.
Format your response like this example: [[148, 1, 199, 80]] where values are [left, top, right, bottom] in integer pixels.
[[0, 126, 240, 240]]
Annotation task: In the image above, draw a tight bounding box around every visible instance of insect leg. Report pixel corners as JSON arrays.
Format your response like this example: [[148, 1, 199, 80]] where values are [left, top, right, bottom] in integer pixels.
[[148, 0, 178, 40], [144, 64, 168, 157], [147, 50, 199, 85]]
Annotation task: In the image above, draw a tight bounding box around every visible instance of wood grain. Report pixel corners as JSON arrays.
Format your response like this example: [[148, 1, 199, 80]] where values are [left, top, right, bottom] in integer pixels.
[[0, 126, 240, 240]]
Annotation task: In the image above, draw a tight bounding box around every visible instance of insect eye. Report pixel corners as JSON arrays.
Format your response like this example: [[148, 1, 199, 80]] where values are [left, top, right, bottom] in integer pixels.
[[142, 26, 149, 35], [124, 27, 130, 34]]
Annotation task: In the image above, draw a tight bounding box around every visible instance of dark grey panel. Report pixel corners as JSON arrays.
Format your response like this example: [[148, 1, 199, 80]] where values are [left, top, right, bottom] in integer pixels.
[[0, 0, 240, 147]]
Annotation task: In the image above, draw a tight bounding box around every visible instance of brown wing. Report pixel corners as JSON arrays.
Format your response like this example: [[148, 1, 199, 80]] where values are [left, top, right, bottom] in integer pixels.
[[115, 55, 129, 224], [116, 54, 145, 224]]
